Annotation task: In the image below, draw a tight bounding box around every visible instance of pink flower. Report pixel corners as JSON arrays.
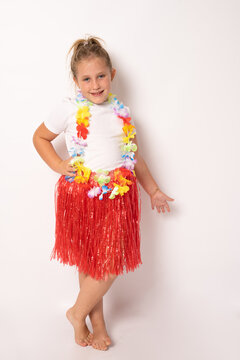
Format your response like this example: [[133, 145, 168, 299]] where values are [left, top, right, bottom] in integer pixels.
[[88, 186, 101, 198]]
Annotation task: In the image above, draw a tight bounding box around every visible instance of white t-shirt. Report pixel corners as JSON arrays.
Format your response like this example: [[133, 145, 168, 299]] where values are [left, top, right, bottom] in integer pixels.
[[44, 96, 136, 172]]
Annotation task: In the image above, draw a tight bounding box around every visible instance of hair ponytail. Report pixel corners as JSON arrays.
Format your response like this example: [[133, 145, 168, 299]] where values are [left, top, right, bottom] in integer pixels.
[[67, 35, 113, 81]]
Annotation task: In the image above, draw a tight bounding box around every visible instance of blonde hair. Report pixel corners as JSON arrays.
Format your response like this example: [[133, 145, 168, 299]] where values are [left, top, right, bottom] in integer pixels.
[[67, 35, 113, 84]]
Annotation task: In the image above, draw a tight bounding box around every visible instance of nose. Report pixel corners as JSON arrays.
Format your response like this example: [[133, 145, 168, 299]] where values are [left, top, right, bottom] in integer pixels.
[[92, 78, 100, 90]]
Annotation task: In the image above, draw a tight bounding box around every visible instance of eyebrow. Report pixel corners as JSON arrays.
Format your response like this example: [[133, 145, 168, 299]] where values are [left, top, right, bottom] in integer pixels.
[[81, 71, 105, 79]]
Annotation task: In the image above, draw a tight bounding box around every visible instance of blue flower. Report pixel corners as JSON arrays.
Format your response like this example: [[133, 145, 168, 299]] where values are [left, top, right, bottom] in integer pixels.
[[65, 175, 75, 182], [98, 185, 112, 200]]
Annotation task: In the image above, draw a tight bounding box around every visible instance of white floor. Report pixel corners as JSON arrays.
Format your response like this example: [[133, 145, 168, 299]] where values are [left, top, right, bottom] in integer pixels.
[[1, 258, 239, 360]]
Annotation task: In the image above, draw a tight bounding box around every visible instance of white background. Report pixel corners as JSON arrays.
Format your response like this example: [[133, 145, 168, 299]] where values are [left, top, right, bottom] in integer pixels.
[[0, 0, 239, 359]]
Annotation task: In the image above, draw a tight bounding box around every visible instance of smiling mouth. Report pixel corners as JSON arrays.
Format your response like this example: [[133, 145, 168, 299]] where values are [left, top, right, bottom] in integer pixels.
[[91, 90, 104, 96]]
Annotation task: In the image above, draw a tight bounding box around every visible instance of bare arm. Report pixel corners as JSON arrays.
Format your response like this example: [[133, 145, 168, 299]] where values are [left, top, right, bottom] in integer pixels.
[[133, 133, 175, 213], [32, 123, 75, 176], [133, 134, 161, 196]]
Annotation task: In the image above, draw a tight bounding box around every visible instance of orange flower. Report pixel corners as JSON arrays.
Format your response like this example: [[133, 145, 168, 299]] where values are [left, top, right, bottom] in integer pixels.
[[113, 168, 132, 186], [76, 117, 89, 127]]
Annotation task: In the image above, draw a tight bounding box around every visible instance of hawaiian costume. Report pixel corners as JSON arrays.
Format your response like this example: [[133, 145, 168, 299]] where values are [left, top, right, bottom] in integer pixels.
[[45, 89, 142, 281]]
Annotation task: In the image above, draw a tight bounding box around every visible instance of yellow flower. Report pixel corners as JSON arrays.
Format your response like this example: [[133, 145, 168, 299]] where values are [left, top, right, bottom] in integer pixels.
[[76, 117, 89, 127], [122, 130, 136, 143], [113, 183, 130, 196], [123, 123, 135, 135], [118, 175, 132, 187], [76, 106, 91, 121], [73, 162, 91, 183]]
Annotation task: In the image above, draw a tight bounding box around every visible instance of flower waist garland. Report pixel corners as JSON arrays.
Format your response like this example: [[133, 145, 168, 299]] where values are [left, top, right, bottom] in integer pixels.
[[64, 90, 138, 200]]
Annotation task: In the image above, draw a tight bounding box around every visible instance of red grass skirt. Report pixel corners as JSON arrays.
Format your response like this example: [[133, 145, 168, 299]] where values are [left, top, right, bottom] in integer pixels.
[[50, 167, 142, 281]]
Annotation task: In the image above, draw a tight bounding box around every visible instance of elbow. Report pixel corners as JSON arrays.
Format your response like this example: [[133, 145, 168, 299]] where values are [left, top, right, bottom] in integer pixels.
[[32, 131, 37, 146], [32, 130, 40, 148], [135, 151, 144, 164]]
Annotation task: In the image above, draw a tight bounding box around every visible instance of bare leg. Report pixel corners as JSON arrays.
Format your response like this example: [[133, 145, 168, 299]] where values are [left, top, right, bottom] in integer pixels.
[[66, 271, 117, 350], [66, 272, 92, 348], [78, 272, 112, 350]]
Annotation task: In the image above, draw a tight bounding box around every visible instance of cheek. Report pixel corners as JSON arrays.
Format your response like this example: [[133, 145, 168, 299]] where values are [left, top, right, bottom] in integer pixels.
[[81, 82, 89, 90], [104, 77, 111, 87]]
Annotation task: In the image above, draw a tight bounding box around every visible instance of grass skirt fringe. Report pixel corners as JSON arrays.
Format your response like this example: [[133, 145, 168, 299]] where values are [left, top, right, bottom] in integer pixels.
[[50, 167, 142, 281]]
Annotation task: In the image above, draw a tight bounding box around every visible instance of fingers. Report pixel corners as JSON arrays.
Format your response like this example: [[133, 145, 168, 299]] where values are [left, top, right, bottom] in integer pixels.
[[165, 203, 170, 212], [67, 160, 76, 175], [66, 164, 76, 177], [157, 205, 165, 213], [154, 201, 171, 214], [68, 169, 76, 176], [58, 157, 77, 176]]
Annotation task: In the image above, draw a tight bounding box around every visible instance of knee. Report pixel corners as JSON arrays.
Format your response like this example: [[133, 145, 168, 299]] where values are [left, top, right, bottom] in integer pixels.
[[102, 272, 118, 282], [108, 273, 118, 281]]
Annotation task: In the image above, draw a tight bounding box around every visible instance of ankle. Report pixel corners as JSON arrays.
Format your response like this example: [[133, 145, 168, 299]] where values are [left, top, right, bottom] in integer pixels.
[[90, 317, 106, 329], [70, 306, 86, 323]]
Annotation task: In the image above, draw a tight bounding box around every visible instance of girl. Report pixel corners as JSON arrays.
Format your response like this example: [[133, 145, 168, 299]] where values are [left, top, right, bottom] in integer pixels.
[[32, 36, 174, 351]]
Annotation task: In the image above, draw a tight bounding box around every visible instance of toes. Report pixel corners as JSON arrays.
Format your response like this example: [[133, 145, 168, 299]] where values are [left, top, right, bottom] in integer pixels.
[[76, 339, 88, 347], [78, 331, 93, 346], [86, 334, 93, 344], [92, 341, 107, 351], [92, 342, 98, 350], [104, 337, 111, 345], [100, 342, 108, 351]]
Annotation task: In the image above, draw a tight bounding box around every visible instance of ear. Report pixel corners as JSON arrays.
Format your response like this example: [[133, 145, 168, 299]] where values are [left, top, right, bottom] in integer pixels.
[[111, 68, 116, 81], [73, 76, 79, 88]]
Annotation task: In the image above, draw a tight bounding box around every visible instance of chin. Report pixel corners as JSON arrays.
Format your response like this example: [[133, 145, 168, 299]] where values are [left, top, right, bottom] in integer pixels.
[[91, 92, 109, 104], [92, 99, 107, 105]]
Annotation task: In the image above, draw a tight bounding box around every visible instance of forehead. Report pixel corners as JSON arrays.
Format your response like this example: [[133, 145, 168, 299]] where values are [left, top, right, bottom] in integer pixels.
[[76, 56, 109, 77]]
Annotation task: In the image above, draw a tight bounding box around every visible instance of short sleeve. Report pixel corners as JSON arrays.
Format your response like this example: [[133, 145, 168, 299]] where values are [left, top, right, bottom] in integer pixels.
[[125, 106, 135, 127], [44, 97, 74, 134]]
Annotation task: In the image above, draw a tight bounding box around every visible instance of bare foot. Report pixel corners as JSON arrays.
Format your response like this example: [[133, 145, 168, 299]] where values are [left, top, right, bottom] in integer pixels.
[[66, 307, 93, 347], [91, 322, 112, 351]]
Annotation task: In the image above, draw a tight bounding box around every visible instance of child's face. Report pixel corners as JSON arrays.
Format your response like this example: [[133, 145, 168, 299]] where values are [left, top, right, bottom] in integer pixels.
[[74, 56, 116, 104]]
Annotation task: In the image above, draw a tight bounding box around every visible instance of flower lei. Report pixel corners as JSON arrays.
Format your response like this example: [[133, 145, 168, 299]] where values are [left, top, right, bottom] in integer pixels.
[[65, 90, 138, 200]]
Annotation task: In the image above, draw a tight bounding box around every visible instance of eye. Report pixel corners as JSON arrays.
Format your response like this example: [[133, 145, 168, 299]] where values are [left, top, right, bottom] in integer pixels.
[[98, 74, 105, 78], [83, 77, 90, 81]]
